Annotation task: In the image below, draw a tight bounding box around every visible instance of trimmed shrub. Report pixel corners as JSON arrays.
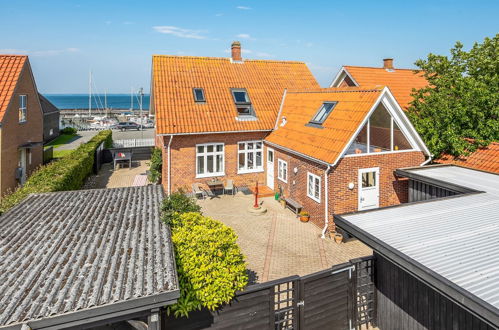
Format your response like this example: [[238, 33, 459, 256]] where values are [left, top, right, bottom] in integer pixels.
[[167, 212, 248, 317], [148, 147, 162, 183], [61, 127, 77, 135], [0, 130, 112, 214], [161, 190, 201, 225]]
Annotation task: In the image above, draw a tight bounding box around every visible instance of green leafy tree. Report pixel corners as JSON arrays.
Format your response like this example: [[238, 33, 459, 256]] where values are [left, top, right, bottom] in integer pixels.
[[147, 147, 163, 183], [161, 190, 201, 225], [408, 34, 499, 157]]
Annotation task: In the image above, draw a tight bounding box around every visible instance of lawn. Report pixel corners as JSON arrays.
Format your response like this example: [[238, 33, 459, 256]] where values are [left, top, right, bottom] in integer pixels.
[[53, 149, 74, 158], [45, 133, 77, 148]]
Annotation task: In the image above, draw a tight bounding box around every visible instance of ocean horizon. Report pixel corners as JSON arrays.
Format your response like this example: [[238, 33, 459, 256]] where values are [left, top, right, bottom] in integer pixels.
[[44, 94, 150, 110]]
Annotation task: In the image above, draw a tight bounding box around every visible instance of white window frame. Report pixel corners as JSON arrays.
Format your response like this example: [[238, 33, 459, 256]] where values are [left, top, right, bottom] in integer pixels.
[[307, 172, 321, 203], [19, 95, 27, 123], [237, 140, 264, 174], [193, 88, 206, 103], [277, 159, 288, 183], [195, 143, 225, 178]]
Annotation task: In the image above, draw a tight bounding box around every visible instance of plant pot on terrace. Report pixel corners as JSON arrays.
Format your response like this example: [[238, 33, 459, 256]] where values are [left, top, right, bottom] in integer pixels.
[[334, 232, 343, 244], [299, 211, 310, 222]]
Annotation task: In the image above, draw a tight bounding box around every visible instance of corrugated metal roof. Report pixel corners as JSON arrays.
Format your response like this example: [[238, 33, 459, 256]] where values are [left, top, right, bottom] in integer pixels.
[[0, 186, 178, 328], [337, 165, 499, 319]]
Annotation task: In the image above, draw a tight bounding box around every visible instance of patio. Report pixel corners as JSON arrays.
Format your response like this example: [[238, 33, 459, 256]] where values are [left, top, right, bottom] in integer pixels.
[[197, 192, 372, 283], [83, 160, 150, 189]]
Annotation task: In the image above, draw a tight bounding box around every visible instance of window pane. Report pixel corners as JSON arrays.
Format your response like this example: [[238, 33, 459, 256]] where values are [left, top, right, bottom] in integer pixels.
[[308, 175, 313, 195], [311, 102, 335, 124], [315, 178, 320, 199], [393, 122, 412, 151], [216, 144, 223, 152], [207, 145, 214, 153], [247, 143, 253, 150], [346, 123, 368, 155], [239, 143, 245, 151], [237, 106, 251, 115], [194, 88, 205, 102], [197, 156, 204, 174], [256, 151, 262, 167], [268, 151, 273, 162], [247, 152, 254, 169], [233, 91, 248, 103], [239, 153, 245, 169], [369, 104, 391, 152], [256, 142, 262, 149], [197, 146, 204, 153], [216, 155, 223, 172], [207, 155, 214, 173], [362, 172, 376, 188]]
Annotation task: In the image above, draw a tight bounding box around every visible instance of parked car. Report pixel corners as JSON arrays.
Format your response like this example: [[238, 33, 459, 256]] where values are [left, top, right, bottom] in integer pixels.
[[115, 122, 141, 131]]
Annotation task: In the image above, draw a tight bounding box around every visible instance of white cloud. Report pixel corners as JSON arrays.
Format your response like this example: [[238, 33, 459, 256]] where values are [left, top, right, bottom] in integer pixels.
[[153, 26, 207, 39], [236, 6, 251, 10], [236, 33, 252, 39]]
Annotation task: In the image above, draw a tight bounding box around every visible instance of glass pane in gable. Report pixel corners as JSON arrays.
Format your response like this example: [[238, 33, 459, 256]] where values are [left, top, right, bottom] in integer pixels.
[[346, 123, 368, 155], [393, 122, 412, 150], [369, 104, 391, 152]]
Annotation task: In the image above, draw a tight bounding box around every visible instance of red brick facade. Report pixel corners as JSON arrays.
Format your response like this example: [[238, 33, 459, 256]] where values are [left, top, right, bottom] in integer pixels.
[[160, 132, 269, 192]]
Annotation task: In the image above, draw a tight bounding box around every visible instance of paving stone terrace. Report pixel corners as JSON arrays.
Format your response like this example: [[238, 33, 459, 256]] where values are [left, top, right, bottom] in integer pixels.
[[83, 160, 150, 189], [197, 193, 372, 283]]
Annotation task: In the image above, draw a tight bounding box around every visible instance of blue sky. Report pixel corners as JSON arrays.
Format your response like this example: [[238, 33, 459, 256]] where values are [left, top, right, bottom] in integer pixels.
[[1, 0, 497, 93]]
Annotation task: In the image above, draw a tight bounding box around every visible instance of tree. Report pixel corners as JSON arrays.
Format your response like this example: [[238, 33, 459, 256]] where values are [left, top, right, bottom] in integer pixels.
[[408, 34, 499, 157]]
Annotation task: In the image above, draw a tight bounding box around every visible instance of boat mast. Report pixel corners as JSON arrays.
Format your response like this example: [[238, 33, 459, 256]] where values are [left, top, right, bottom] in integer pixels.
[[139, 87, 144, 137], [88, 71, 92, 117], [130, 87, 134, 111]]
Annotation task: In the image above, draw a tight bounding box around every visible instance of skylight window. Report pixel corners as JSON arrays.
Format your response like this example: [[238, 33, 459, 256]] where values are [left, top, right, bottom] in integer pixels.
[[231, 88, 255, 117], [193, 88, 206, 102], [309, 102, 337, 125]]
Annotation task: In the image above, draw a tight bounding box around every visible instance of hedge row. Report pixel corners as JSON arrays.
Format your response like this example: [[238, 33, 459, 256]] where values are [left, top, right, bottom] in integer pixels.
[[0, 130, 112, 214]]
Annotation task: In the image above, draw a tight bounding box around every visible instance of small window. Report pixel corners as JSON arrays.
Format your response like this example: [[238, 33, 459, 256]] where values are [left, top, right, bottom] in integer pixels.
[[231, 88, 255, 117], [193, 88, 205, 102], [309, 102, 336, 125], [278, 159, 288, 183], [19, 95, 27, 122], [196, 143, 224, 178], [307, 172, 321, 203]]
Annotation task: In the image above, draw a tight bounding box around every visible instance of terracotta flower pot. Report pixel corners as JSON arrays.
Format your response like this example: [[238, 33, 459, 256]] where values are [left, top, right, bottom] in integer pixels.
[[299, 215, 310, 222], [334, 233, 343, 244]]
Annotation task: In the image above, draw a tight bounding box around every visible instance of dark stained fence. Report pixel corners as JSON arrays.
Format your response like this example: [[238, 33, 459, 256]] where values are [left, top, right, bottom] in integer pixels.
[[162, 257, 376, 330], [375, 253, 497, 330], [43, 146, 54, 164], [408, 179, 458, 202], [93, 141, 105, 174]]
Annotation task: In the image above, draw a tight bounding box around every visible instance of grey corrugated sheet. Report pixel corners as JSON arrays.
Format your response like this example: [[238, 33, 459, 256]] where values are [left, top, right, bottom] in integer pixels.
[[0, 185, 178, 328], [339, 166, 499, 311]]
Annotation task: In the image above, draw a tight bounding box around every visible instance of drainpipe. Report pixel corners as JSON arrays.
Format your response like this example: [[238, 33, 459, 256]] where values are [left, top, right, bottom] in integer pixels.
[[321, 164, 332, 239], [419, 154, 433, 166], [167, 135, 173, 195]]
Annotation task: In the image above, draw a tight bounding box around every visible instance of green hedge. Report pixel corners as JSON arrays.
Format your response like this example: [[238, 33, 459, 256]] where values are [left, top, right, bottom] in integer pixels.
[[0, 130, 112, 214]]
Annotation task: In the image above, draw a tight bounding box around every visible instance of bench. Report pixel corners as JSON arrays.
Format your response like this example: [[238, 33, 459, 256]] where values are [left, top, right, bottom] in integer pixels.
[[284, 197, 303, 216]]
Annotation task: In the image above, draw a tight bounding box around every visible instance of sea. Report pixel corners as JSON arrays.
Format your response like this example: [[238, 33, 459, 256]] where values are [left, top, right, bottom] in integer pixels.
[[44, 94, 150, 110]]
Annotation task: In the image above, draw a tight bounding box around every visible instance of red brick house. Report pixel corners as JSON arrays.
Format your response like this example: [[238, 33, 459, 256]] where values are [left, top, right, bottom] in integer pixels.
[[151, 42, 320, 194], [264, 86, 430, 233], [0, 55, 44, 196], [330, 58, 428, 109]]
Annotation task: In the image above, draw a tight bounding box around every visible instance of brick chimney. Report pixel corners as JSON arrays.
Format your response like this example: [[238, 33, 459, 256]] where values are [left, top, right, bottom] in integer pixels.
[[383, 58, 394, 70], [231, 41, 242, 62]]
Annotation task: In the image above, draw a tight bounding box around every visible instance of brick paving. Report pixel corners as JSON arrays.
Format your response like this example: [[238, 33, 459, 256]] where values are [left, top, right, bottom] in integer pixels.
[[83, 160, 150, 189], [198, 193, 372, 283]]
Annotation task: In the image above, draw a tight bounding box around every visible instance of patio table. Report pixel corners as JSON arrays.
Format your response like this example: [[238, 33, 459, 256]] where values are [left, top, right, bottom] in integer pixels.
[[114, 152, 132, 169], [206, 179, 224, 195]]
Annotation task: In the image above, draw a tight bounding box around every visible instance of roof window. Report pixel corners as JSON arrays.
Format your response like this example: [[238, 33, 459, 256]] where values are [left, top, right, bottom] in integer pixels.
[[231, 88, 255, 117], [309, 102, 337, 126], [193, 88, 206, 103]]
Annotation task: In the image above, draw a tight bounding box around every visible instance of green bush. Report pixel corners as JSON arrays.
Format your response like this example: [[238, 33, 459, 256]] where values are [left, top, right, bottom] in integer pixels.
[[0, 130, 112, 214], [148, 147, 162, 183], [61, 127, 77, 135], [167, 212, 248, 317], [161, 190, 201, 225]]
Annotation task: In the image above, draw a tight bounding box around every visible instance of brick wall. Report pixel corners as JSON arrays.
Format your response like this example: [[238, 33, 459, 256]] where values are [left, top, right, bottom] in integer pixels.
[[161, 132, 269, 192], [269, 146, 328, 228]]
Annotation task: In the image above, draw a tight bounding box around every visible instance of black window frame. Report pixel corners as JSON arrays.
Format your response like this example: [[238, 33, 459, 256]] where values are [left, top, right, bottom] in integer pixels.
[[231, 88, 255, 117], [193, 88, 206, 103], [308, 101, 337, 126]]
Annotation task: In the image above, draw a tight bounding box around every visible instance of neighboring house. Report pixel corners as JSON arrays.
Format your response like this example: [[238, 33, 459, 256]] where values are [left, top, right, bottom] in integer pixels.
[[0, 55, 44, 196], [264, 86, 430, 231], [39, 92, 60, 143], [151, 41, 320, 194], [330, 58, 428, 109], [436, 141, 499, 173]]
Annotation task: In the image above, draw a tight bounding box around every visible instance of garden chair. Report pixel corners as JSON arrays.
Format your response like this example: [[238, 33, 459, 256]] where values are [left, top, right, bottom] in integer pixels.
[[224, 179, 235, 196], [192, 183, 206, 199]]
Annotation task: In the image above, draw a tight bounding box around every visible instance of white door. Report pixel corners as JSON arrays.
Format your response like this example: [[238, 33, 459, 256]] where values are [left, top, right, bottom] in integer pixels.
[[18, 149, 27, 185], [266, 148, 275, 190], [358, 167, 379, 211]]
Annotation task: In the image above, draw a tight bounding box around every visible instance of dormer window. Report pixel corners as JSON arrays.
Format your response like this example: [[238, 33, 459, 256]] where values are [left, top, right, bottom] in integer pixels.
[[309, 102, 336, 126], [231, 88, 255, 117], [193, 88, 206, 103]]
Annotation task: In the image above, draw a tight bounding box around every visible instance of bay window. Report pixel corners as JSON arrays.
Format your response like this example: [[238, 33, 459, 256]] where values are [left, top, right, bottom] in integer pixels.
[[196, 143, 224, 177], [238, 141, 263, 173]]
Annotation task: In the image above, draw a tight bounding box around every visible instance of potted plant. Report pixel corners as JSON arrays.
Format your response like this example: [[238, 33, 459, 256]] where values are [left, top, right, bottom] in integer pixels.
[[299, 211, 310, 222], [334, 232, 343, 244]]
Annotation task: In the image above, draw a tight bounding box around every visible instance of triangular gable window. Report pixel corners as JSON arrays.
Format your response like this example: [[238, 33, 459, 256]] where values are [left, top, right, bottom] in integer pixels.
[[346, 103, 413, 155]]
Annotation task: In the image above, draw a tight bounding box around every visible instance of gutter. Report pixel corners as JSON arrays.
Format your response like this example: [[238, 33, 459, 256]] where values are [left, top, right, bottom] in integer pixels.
[[157, 129, 272, 136], [321, 164, 332, 238], [264, 141, 330, 166], [419, 154, 433, 166], [166, 135, 173, 195]]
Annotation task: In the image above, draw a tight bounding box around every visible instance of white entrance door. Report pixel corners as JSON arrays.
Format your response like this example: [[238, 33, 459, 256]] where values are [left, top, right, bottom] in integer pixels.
[[358, 167, 379, 211], [18, 149, 27, 185], [266, 148, 275, 190]]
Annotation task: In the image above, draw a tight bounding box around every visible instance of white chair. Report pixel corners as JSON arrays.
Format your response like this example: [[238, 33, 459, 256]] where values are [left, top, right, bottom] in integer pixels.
[[192, 183, 206, 199], [224, 180, 235, 196]]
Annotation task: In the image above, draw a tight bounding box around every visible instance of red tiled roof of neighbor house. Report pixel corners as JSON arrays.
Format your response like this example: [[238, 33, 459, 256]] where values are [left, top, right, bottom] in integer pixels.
[[152, 47, 320, 135], [437, 141, 499, 174], [342, 63, 427, 109], [0, 55, 27, 122], [265, 86, 384, 164]]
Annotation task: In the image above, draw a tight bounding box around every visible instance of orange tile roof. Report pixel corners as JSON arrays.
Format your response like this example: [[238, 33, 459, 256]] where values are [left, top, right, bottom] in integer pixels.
[[152, 55, 319, 134], [436, 142, 499, 174], [265, 86, 384, 164], [344, 66, 427, 109], [0, 55, 27, 122]]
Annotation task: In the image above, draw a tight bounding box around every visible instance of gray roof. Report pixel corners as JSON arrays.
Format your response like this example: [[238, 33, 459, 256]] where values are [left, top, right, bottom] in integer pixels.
[[335, 165, 499, 325], [38, 93, 59, 115], [0, 185, 179, 329]]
